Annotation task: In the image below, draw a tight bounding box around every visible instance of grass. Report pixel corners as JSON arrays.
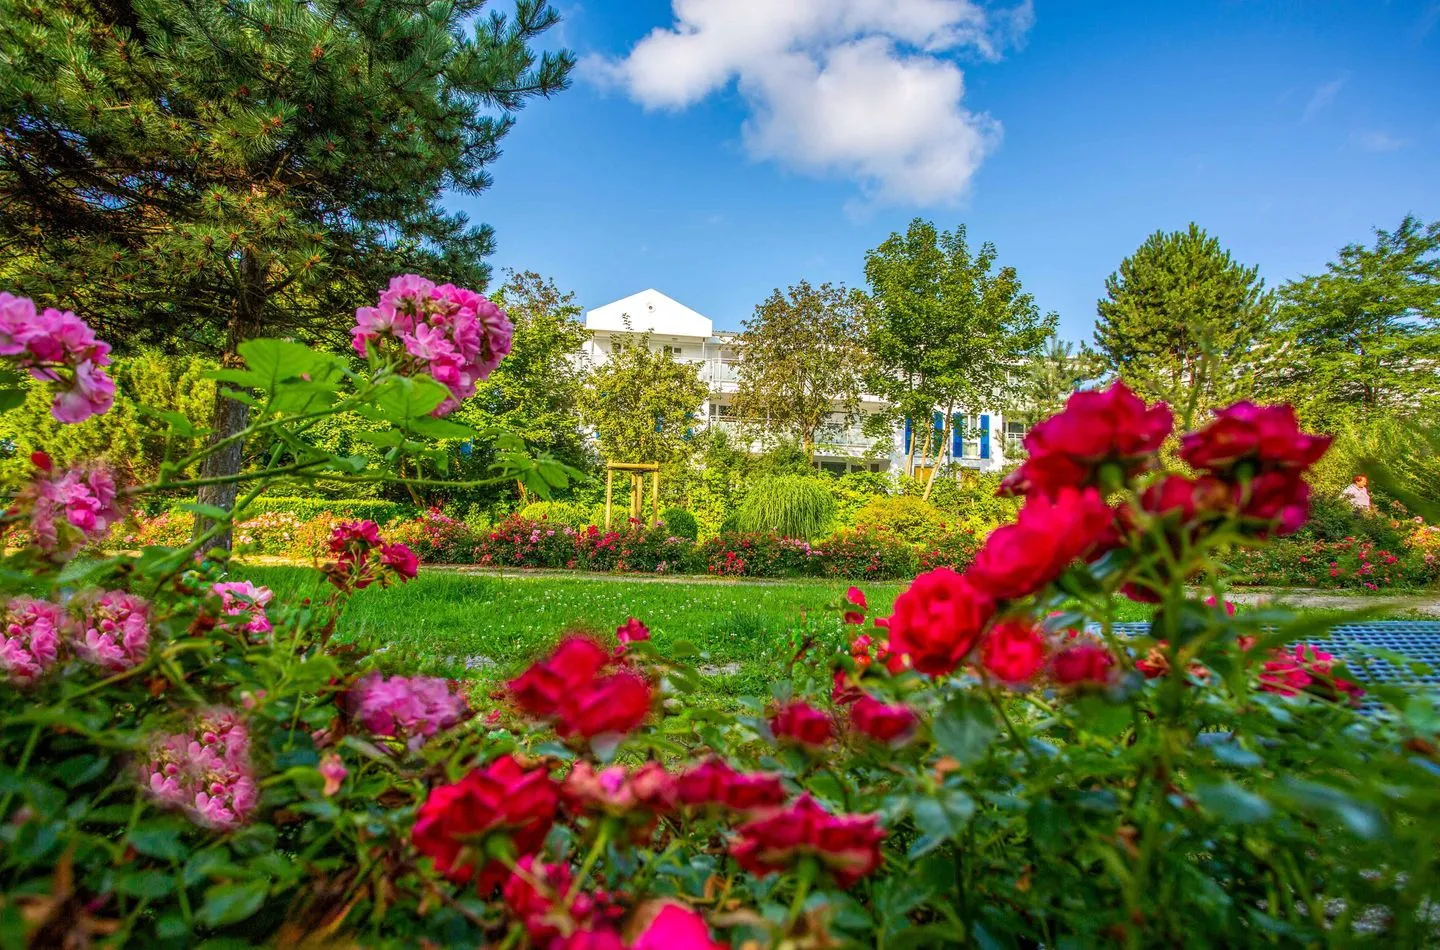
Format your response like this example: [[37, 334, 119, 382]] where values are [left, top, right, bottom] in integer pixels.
[[238, 565, 1424, 705]]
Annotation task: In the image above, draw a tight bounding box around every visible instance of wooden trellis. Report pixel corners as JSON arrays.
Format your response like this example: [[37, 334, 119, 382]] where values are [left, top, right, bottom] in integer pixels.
[[604, 461, 660, 529]]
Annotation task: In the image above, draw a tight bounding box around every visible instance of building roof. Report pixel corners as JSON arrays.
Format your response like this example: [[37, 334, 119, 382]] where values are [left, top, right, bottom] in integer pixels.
[[585, 289, 714, 339]]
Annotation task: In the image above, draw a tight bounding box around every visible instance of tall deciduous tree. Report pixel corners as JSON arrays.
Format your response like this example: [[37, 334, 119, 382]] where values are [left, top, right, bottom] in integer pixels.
[[0, 0, 572, 530], [451, 270, 592, 502], [579, 334, 706, 466], [1094, 224, 1271, 411], [864, 218, 1056, 498], [1269, 214, 1440, 428], [733, 280, 870, 461]]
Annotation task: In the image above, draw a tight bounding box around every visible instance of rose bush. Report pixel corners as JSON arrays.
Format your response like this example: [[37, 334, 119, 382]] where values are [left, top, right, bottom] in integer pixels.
[[2, 292, 1438, 949]]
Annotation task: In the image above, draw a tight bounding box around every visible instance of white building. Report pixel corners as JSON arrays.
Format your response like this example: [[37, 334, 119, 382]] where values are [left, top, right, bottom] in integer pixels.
[[582, 289, 1021, 476]]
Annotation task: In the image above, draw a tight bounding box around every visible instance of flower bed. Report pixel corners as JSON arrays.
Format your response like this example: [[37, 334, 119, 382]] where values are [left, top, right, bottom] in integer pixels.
[[3, 290, 1439, 948], [1230, 536, 1440, 590]]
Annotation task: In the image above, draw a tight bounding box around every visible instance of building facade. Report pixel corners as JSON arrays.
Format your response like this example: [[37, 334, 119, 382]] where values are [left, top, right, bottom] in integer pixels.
[[582, 289, 1022, 476]]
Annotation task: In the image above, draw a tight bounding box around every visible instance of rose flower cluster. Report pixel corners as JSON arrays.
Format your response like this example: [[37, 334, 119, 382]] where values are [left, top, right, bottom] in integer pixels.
[[853, 384, 1336, 694], [0, 291, 115, 423], [322, 519, 420, 592], [351, 274, 514, 416]]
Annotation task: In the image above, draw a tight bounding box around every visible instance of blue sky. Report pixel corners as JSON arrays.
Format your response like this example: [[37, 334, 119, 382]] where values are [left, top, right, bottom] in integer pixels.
[[451, 0, 1440, 342]]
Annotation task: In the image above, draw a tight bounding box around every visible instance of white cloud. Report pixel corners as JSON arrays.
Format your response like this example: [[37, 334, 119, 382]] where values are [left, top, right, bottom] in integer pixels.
[[1301, 75, 1346, 122], [1353, 129, 1409, 153], [586, 0, 1032, 206]]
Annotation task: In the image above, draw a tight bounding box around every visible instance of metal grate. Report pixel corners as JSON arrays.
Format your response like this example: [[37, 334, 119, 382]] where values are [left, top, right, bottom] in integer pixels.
[[1101, 621, 1440, 691]]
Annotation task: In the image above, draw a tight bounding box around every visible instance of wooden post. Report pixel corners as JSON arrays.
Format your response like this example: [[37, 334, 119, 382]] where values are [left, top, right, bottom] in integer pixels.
[[651, 469, 660, 524], [604, 468, 614, 530], [629, 473, 643, 521]]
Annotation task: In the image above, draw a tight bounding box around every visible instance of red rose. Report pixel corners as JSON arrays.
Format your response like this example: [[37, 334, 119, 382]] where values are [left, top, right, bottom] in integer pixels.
[[978, 620, 1049, 685], [1049, 641, 1116, 686], [769, 700, 834, 748], [1004, 382, 1172, 497], [631, 902, 723, 950], [676, 757, 787, 813], [509, 637, 610, 718], [850, 694, 919, 745], [501, 856, 572, 940], [616, 616, 650, 647], [832, 669, 863, 706], [412, 754, 558, 891], [730, 795, 885, 889], [1140, 474, 1230, 522], [563, 760, 675, 817], [1237, 472, 1311, 537], [1180, 402, 1331, 474], [380, 541, 419, 579], [842, 586, 867, 625], [558, 670, 652, 739], [885, 568, 995, 676], [967, 487, 1113, 601]]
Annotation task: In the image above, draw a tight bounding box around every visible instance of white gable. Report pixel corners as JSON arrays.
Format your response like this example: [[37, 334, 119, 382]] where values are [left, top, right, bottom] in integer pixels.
[[585, 289, 713, 338]]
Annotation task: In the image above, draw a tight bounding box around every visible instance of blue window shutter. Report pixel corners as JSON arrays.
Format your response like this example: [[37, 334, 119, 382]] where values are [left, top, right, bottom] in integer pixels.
[[980, 414, 991, 459], [932, 412, 944, 447], [654, 417, 663, 433], [952, 414, 965, 458], [903, 417, 912, 453]]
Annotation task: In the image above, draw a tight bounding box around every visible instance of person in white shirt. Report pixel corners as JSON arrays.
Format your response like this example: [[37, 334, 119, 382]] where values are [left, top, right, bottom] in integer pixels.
[[1340, 474, 1372, 513]]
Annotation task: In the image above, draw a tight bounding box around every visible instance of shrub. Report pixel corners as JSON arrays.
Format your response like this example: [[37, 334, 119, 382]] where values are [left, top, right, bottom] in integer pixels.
[[903, 470, 1019, 533], [814, 527, 918, 579], [383, 507, 478, 562], [736, 475, 834, 539], [518, 499, 597, 529], [918, 524, 983, 572], [1230, 537, 1440, 590], [696, 532, 819, 577], [851, 495, 951, 546], [176, 495, 413, 525], [830, 469, 892, 526], [661, 506, 699, 540]]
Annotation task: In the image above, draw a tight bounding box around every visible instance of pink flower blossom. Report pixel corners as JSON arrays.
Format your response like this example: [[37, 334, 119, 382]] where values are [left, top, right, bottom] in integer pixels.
[[346, 672, 467, 746], [144, 710, 256, 829], [0, 292, 115, 422], [73, 590, 150, 672], [211, 581, 273, 635], [18, 463, 122, 557], [319, 754, 347, 796], [0, 597, 68, 685], [349, 276, 513, 416], [616, 616, 650, 647]]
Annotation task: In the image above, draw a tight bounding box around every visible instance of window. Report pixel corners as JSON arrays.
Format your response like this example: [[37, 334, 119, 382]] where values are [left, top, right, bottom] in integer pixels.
[[661, 344, 682, 358], [708, 403, 736, 420]]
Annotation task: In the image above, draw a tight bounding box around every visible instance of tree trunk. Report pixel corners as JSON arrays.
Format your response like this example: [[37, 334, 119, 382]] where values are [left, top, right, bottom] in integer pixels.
[[192, 250, 266, 551], [922, 405, 953, 502], [905, 414, 918, 477]]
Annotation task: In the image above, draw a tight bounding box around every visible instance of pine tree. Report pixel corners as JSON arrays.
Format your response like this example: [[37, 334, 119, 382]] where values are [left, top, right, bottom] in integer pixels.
[[1010, 338, 1103, 427], [0, 0, 572, 524], [733, 280, 871, 461], [1094, 224, 1271, 412], [1269, 214, 1440, 428]]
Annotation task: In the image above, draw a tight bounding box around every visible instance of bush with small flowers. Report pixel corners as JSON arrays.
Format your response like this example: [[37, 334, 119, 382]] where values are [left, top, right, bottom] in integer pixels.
[[3, 288, 1439, 949]]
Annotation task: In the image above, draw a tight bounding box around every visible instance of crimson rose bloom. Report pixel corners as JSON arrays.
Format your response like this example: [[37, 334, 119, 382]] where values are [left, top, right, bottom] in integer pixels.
[[1237, 472, 1312, 537], [616, 616, 650, 647], [412, 754, 558, 891], [1180, 402, 1331, 474], [967, 487, 1113, 601], [979, 621, 1049, 685], [552, 931, 626, 950], [558, 670, 652, 739], [842, 586, 867, 625], [1050, 641, 1116, 686], [631, 902, 724, 950], [885, 568, 995, 676], [675, 757, 787, 813], [509, 637, 610, 718], [1002, 382, 1172, 496], [730, 795, 885, 888], [850, 695, 919, 746], [1140, 474, 1230, 522], [502, 856, 622, 942], [769, 700, 834, 748]]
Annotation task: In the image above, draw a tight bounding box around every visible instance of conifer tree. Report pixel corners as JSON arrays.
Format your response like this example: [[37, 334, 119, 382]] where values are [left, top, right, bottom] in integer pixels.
[[0, 0, 573, 522], [1094, 224, 1271, 411]]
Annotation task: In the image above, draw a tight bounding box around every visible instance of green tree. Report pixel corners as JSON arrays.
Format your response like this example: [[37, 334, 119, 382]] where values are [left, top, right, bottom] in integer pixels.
[[1268, 214, 1440, 428], [0, 351, 215, 486], [864, 218, 1056, 499], [733, 280, 871, 461], [579, 333, 706, 466], [1095, 224, 1272, 411], [451, 270, 592, 504], [1011, 338, 1104, 427], [0, 0, 573, 526]]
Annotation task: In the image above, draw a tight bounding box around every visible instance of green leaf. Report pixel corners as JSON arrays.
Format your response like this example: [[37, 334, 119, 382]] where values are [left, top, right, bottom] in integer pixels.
[[933, 698, 997, 765], [908, 789, 975, 858], [1280, 780, 1387, 840], [129, 827, 186, 862], [365, 374, 448, 423], [0, 387, 26, 412], [199, 879, 269, 927], [1194, 781, 1272, 824], [113, 870, 174, 899]]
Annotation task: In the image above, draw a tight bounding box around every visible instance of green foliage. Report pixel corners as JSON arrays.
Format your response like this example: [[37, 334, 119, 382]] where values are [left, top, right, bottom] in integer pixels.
[[900, 471, 1018, 534], [1010, 337, 1103, 426], [1095, 223, 1272, 411], [0, 350, 215, 483], [1269, 215, 1440, 429], [736, 475, 835, 539], [851, 495, 951, 546], [830, 470, 894, 527], [518, 499, 599, 528], [864, 218, 1056, 497], [579, 331, 707, 466], [733, 280, 870, 456], [661, 507, 700, 541]]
